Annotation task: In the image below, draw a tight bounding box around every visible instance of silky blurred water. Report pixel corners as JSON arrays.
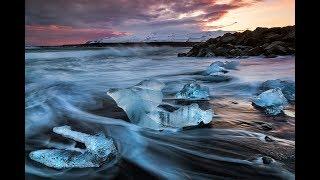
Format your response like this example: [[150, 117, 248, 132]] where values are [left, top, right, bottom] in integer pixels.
[[25, 46, 295, 180]]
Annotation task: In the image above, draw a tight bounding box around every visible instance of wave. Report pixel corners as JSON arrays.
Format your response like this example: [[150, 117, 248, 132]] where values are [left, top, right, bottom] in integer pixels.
[[25, 47, 295, 179], [25, 46, 191, 60], [26, 98, 294, 179]]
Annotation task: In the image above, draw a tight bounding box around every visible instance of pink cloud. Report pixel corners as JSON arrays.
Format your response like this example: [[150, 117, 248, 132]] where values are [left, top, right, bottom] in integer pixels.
[[25, 25, 126, 45]]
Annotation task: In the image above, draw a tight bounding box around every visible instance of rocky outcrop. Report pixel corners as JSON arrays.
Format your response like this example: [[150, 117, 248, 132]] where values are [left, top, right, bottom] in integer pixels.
[[179, 26, 295, 58]]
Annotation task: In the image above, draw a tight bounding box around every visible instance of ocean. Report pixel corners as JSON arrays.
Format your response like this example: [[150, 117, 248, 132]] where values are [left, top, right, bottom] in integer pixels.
[[25, 46, 295, 179]]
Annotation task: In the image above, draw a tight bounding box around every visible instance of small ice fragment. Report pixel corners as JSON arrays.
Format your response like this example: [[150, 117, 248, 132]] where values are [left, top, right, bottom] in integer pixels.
[[205, 60, 240, 75], [134, 79, 165, 91], [283, 109, 295, 117], [259, 79, 295, 102], [223, 61, 240, 70], [159, 103, 213, 128], [176, 83, 210, 100], [205, 61, 228, 75], [29, 126, 117, 169], [205, 73, 232, 82], [252, 88, 288, 115]]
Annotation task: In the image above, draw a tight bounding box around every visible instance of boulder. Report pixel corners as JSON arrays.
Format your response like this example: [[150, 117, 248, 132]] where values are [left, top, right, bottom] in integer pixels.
[[180, 26, 295, 58], [264, 41, 287, 55], [213, 47, 229, 56], [220, 33, 236, 43], [177, 53, 187, 57], [262, 156, 273, 164], [248, 46, 264, 56]]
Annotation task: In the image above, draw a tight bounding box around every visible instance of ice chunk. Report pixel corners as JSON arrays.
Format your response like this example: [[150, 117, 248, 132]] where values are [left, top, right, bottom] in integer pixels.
[[205, 62, 228, 75], [29, 126, 117, 169], [252, 88, 288, 115], [107, 79, 165, 129], [135, 79, 165, 91], [205, 60, 240, 75], [107, 80, 213, 130], [176, 83, 210, 100], [223, 61, 240, 70], [159, 103, 213, 128], [197, 72, 232, 82], [259, 79, 295, 102]]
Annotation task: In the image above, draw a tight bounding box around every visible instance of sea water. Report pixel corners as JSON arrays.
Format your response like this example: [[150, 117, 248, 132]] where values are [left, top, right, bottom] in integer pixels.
[[25, 46, 295, 179]]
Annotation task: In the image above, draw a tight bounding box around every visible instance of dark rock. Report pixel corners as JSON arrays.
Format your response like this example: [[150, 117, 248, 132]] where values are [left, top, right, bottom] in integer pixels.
[[265, 33, 282, 42], [262, 156, 273, 164], [197, 48, 215, 57], [260, 124, 273, 131], [221, 35, 236, 43], [230, 101, 238, 104], [264, 54, 277, 58], [181, 26, 295, 58], [265, 136, 274, 142], [213, 47, 229, 56], [182, 121, 212, 130], [282, 30, 295, 42], [234, 45, 252, 51], [229, 48, 242, 56], [264, 41, 287, 55], [177, 53, 187, 57], [248, 46, 264, 56]]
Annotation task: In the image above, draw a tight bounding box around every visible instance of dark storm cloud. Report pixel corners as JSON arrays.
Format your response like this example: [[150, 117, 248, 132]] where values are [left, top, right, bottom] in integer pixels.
[[25, 0, 263, 45], [26, 0, 163, 28]]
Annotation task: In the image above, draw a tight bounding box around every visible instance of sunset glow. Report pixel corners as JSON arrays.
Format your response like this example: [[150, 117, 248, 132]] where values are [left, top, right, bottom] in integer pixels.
[[26, 0, 295, 46]]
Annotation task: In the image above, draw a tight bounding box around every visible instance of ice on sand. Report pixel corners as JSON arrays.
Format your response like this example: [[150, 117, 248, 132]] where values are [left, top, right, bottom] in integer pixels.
[[205, 60, 240, 75], [176, 83, 210, 100], [205, 62, 228, 75], [29, 125, 117, 169], [252, 88, 288, 115], [107, 80, 213, 130], [259, 79, 295, 102]]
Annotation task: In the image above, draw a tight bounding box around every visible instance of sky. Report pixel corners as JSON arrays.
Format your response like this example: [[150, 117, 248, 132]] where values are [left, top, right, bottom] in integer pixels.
[[25, 0, 295, 46]]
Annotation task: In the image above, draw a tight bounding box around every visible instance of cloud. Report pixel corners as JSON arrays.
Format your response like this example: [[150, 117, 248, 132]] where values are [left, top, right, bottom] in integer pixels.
[[25, 0, 264, 45], [25, 25, 126, 45]]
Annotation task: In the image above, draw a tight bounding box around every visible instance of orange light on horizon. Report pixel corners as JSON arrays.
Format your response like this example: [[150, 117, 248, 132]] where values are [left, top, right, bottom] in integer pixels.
[[203, 0, 295, 31]]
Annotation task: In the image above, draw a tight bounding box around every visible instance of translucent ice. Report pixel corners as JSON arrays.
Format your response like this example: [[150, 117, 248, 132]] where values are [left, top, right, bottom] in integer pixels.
[[252, 88, 288, 115], [205, 61, 240, 75], [107, 80, 213, 130], [107, 79, 165, 129], [223, 61, 240, 70], [259, 79, 295, 102], [176, 83, 210, 100], [205, 62, 228, 75], [29, 126, 117, 169], [158, 103, 213, 128]]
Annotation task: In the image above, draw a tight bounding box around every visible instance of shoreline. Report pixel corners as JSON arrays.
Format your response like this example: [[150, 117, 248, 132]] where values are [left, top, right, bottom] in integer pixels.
[[27, 41, 199, 49]]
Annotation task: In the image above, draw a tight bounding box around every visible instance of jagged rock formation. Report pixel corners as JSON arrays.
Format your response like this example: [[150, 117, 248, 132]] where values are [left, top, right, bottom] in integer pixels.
[[178, 26, 295, 58]]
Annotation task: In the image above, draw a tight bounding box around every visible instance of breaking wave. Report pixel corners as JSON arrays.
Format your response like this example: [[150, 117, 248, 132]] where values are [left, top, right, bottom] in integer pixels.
[[25, 46, 295, 179]]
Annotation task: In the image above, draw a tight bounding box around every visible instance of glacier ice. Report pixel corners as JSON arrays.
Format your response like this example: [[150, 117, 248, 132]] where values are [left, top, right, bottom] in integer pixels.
[[223, 61, 240, 70], [205, 62, 228, 75], [198, 73, 232, 83], [259, 79, 295, 102], [29, 125, 117, 169], [107, 79, 213, 130], [205, 60, 240, 75], [176, 83, 210, 100], [158, 103, 213, 128], [107, 79, 165, 129], [252, 88, 288, 115]]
